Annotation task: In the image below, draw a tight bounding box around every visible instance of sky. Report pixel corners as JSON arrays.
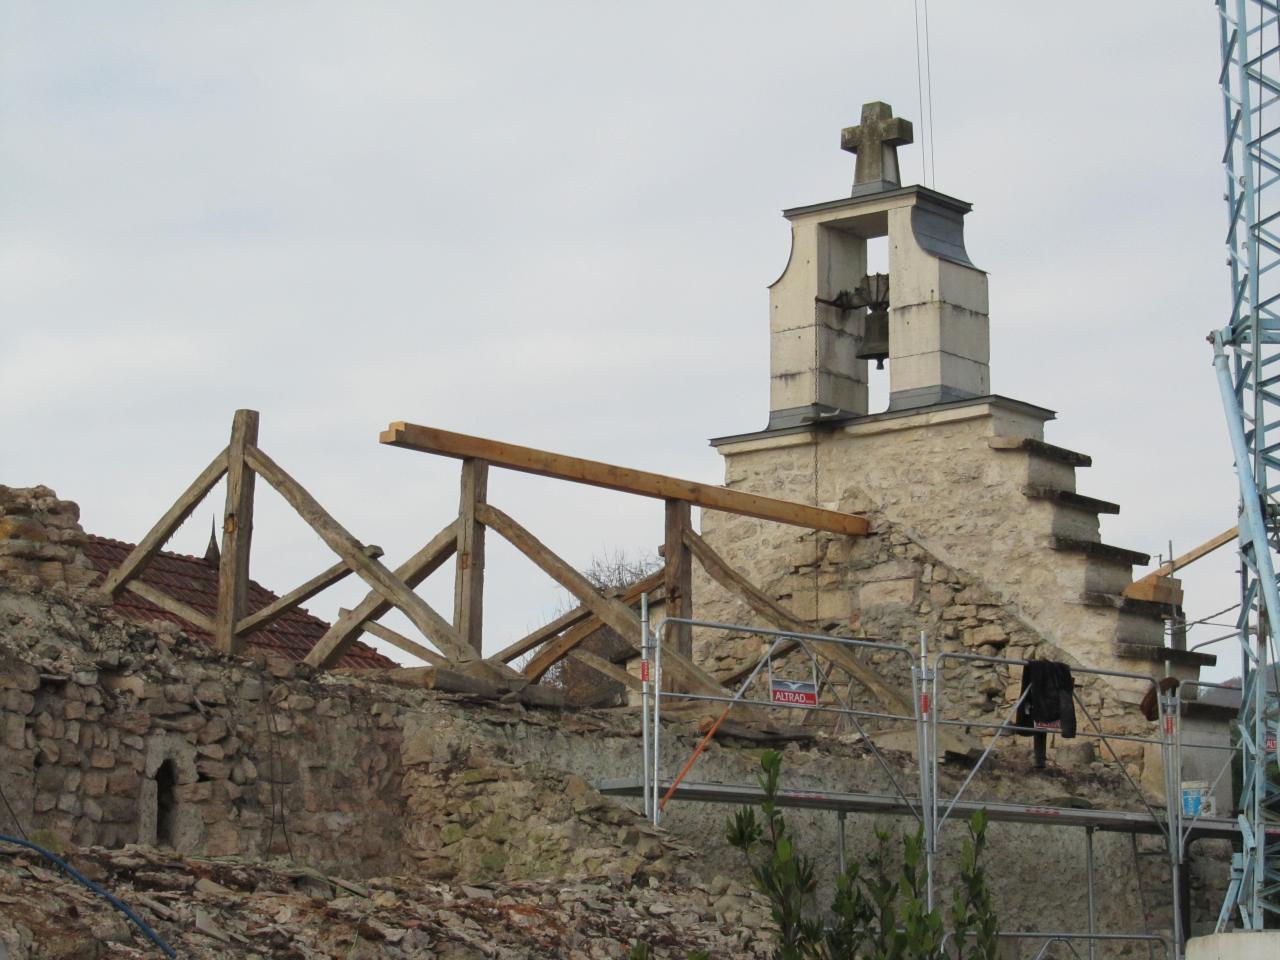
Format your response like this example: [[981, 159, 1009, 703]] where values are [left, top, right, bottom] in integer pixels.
[[0, 3, 1247, 678]]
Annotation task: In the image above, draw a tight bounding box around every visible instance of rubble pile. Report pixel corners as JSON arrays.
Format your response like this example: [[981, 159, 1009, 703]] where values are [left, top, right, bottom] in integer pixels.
[[0, 842, 772, 959]]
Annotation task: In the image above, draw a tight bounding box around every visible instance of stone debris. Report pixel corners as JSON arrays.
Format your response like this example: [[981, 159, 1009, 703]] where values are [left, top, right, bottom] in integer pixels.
[[0, 842, 774, 959]]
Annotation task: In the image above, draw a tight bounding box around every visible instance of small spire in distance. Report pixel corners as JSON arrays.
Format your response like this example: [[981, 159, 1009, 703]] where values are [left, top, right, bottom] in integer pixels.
[[204, 517, 221, 566]]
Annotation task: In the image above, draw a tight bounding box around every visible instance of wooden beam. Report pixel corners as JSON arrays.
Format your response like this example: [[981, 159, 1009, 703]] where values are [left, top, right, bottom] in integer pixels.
[[350, 613, 448, 667], [215, 410, 259, 655], [569, 650, 643, 692], [683, 527, 911, 716], [477, 505, 722, 695], [476, 501, 642, 642], [244, 444, 473, 662], [497, 569, 665, 665], [664, 500, 693, 659], [477, 502, 722, 696], [124, 581, 215, 634], [100, 447, 229, 597], [496, 604, 593, 664], [236, 545, 383, 637], [1127, 526, 1237, 591], [336, 665, 501, 698], [1124, 577, 1185, 606], [523, 615, 611, 681], [453, 459, 488, 656], [381, 422, 869, 537], [304, 520, 458, 669]]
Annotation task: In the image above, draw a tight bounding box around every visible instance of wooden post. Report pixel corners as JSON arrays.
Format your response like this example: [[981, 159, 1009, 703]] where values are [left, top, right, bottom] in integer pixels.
[[664, 500, 693, 659], [453, 459, 488, 656], [99, 447, 229, 597], [215, 409, 258, 655], [304, 519, 459, 669], [244, 445, 471, 661]]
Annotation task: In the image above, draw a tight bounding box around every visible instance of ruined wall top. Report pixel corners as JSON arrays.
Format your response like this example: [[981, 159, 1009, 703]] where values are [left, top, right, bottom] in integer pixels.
[[0, 485, 96, 593]]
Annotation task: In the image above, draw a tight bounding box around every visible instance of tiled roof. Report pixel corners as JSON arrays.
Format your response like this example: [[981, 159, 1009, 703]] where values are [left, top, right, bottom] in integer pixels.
[[81, 535, 396, 670]]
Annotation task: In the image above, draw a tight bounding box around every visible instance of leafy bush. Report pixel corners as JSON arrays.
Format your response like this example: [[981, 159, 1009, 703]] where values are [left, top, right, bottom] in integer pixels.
[[726, 750, 998, 960]]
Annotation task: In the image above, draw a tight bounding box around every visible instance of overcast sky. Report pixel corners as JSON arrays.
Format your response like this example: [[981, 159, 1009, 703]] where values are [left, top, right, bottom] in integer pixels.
[[0, 3, 1246, 678]]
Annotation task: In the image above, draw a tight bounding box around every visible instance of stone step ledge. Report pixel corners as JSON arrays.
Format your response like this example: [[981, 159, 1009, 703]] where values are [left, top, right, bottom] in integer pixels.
[[1022, 485, 1120, 515], [1049, 536, 1150, 567], [988, 436, 1092, 467], [1113, 641, 1217, 669], [1077, 590, 1180, 620]]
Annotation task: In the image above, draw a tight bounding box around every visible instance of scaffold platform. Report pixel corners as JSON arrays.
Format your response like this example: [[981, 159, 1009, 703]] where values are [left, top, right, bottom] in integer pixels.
[[597, 778, 1269, 842]]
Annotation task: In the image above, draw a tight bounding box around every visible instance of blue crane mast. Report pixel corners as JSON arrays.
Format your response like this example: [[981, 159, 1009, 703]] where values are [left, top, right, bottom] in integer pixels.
[[1212, 0, 1280, 930]]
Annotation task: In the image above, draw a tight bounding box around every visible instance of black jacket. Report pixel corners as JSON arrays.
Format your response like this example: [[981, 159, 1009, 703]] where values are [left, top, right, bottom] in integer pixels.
[[1014, 660, 1077, 739]]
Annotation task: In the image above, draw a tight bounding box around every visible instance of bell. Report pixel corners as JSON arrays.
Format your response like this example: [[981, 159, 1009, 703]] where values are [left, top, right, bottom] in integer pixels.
[[857, 307, 890, 369]]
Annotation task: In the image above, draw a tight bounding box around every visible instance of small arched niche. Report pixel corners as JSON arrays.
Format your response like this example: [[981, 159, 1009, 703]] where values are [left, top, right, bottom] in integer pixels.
[[154, 759, 177, 847]]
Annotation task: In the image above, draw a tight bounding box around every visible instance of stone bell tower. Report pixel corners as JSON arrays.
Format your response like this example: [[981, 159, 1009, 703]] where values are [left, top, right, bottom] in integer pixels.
[[767, 101, 990, 428]]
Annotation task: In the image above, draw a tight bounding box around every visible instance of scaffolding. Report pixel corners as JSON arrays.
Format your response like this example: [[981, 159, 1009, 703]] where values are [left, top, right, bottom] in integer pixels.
[[600, 616, 1270, 960], [1213, 0, 1280, 928]]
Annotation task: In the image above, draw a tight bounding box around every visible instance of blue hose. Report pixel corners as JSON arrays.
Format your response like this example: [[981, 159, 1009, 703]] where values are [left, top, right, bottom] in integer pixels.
[[0, 833, 177, 958]]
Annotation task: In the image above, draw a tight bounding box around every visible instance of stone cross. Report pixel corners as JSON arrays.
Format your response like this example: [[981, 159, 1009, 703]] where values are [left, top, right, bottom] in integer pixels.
[[840, 101, 914, 193]]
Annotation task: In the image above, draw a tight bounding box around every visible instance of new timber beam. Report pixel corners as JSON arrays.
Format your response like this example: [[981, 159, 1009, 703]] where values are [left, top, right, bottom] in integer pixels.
[[380, 422, 868, 537]]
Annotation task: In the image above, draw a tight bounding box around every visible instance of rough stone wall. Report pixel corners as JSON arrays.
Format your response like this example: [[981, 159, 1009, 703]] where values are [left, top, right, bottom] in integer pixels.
[[0, 585, 407, 876], [707, 404, 1161, 679], [0, 578, 1234, 944], [694, 499, 1157, 768], [695, 404, 1186, 787], [0, 485, 97, 592], [0, 483, 1233, 951]]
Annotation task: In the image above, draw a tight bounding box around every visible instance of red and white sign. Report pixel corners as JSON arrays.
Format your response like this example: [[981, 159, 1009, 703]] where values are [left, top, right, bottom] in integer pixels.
[[770, 679, 818, 707], [640, 661, 650, 682], [1033, 721, 1061, 732]]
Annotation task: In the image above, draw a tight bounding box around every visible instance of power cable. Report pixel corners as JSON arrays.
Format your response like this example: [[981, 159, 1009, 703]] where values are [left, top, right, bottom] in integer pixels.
[[923, 0, 937, 186], [0, 833, 177, 957], [0, 780, 27, 841], [912, 0, 928, 185]]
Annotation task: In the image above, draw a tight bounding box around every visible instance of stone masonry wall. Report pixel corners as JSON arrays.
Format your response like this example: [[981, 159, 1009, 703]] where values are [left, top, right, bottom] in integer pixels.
[[0, 484, 1233, 949], [0, 586, 407, 876]]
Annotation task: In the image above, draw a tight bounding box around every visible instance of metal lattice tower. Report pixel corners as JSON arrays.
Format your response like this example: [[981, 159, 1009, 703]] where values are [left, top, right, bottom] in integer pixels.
[[1212, 0, 1280, 929]]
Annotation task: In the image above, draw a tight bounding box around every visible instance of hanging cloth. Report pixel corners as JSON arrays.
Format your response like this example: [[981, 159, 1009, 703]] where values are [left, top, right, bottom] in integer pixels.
[[1015, 660, 1077, 768]]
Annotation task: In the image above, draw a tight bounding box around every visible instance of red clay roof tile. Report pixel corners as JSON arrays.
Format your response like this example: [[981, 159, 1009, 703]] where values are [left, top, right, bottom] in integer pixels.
[[81, 535, 396, 670]]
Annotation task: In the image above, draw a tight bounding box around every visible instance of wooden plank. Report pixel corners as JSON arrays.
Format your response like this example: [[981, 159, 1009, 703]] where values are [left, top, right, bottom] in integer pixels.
[[336, 666, 501, 698], [721, 639, 798, 688], [476, 501, 642, 642], [1127, 526, 1237, 589], [569, 650, 643, 692], [124, 581, 216, 634], [304, 520, 459, 669], [523, 616, 610, 681], [664, 500, 693, 659], [517, 570, 665, 678], [453, 459, 488, 656], [495, 603, 594, 664], [477, 504, 722, 695], [683, 527, 911, 716], [1124, 577, 1185, 606], [244, 444, 473, 662], [100, 447, 229, 597], [236, 545, 383, 637], [215, 410, 259, 655], [353, 614, 448, 667], [381, 422, 869, 537]]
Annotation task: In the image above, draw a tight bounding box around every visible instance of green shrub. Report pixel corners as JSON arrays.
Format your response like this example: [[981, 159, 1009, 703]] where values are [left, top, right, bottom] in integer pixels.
[[725, 750, 998, 960]]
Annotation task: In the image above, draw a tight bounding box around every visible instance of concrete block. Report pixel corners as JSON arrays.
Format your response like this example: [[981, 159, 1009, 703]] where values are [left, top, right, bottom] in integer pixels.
[[771, 327, 814, 377], [1187, 933, 1280, 960], [888, 351, 989, 399], [889, 303, 990, 365]]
